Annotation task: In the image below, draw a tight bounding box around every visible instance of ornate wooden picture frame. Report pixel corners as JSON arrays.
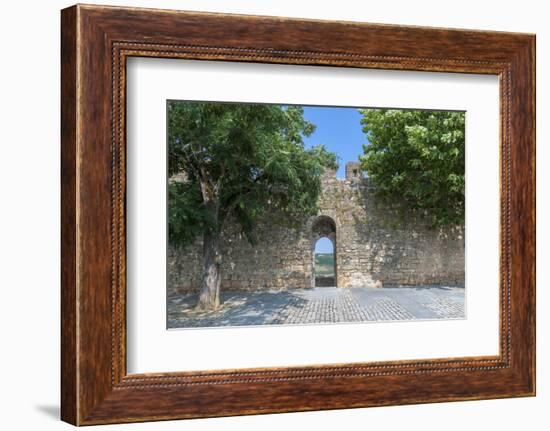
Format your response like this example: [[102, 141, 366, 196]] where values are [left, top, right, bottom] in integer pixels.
[[61, 4, 535, 425]]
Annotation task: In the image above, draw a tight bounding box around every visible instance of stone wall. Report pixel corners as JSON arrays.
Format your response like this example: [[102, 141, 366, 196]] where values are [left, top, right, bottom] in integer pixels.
[[168, 163, 465, 294]]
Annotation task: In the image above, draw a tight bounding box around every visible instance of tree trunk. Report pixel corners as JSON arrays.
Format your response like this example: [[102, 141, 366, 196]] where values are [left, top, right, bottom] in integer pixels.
[[196, 176, 223, 311], [196, 230, 222, 311]]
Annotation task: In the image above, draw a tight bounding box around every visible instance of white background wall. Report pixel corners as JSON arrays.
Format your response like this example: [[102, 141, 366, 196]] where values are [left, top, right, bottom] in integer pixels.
[[0, 0, 546, 429]]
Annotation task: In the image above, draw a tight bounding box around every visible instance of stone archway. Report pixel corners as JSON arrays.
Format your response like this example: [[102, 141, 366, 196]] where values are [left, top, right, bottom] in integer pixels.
[[311, 216, 337, 287]]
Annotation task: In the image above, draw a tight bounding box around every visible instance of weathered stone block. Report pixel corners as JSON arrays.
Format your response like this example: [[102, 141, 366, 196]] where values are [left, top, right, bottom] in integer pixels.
[[168, 165, 465, 294]]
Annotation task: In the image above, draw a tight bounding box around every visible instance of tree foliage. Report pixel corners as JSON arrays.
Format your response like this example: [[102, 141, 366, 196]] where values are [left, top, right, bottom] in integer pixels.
[[359, 109, 465, 227], [168, 101, 337, 248]]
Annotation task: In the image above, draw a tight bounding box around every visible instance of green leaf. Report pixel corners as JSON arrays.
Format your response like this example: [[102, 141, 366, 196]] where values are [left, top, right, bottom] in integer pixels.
[[359, 108, 465, 228], [167, 101, 336, 247]]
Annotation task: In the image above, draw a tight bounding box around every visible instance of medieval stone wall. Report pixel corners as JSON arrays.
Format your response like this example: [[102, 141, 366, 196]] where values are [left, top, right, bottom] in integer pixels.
[[168, 163, 465, 294]]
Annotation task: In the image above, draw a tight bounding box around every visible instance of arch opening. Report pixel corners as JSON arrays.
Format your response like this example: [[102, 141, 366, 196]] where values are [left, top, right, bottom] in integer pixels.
[[311, 216, 337, 287]]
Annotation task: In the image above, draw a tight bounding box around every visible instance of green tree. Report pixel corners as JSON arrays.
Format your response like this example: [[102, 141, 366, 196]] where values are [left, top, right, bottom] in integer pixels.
[[168, 101, 337, 310], [359, 109, 465, 227]]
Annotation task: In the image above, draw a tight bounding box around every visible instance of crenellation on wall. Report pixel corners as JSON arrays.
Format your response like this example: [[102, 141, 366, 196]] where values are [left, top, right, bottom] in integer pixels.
[[168, 162, 465, 294]]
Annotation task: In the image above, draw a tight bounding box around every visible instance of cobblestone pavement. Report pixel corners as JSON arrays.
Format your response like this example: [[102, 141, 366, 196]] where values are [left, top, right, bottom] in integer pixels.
[[167, 285, 465, 329]]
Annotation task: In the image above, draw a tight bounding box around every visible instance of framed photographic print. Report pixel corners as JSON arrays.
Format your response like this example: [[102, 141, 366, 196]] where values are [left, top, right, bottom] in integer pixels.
[[61, 4, 535, 425]]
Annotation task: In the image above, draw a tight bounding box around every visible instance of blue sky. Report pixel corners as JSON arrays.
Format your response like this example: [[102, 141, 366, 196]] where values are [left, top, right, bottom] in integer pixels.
[[302, 106, 368, 178], [303, 106, 367, 253], [315, 237, 334, 254]]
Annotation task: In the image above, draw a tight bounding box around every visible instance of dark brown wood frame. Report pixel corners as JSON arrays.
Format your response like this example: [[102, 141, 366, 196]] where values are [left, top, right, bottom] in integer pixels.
[[61, 4, 536, 426]]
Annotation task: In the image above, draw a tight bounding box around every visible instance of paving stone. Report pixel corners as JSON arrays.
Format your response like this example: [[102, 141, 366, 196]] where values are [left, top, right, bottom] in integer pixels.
[[167, 286, 465, 329]]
